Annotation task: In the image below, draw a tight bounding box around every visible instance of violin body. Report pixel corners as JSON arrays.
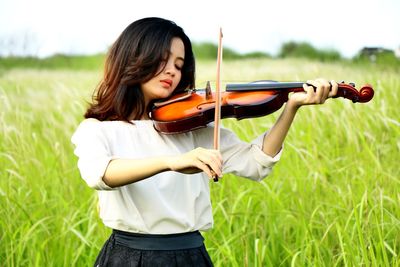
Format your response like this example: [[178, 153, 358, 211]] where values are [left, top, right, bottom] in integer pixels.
[[150, 81, 374, 134], [151, 90, 287, 134]]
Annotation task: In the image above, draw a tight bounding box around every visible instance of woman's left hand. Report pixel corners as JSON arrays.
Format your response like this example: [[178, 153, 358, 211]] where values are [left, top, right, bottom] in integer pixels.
[[287, 78, 338, 109]]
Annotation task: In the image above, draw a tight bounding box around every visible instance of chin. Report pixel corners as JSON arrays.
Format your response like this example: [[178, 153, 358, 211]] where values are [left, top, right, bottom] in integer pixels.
[[162, 90, 174, 98], [155, 92, 172, 100]]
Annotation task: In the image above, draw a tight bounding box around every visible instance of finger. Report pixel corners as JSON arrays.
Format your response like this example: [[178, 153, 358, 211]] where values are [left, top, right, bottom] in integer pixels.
[[208, 149, 223, 163], [306, 79, 317, 88], [328, 80, 338, 97], [197, 153, 222, 177], [319, 79, 331, 102], [304, 81, 316, 95], [192, 148, 223, 176], [210, 169, 222, 182], [325, 81, 332, 101], [194, 161, 214, 178], [303, 82, 315, 104], [315, 78, 334, 103], [314, 79, 327, 104]]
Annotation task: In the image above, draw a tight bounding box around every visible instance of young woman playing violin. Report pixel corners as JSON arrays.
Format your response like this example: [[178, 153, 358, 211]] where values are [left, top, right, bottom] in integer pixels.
[[71, 17, 338, 267]]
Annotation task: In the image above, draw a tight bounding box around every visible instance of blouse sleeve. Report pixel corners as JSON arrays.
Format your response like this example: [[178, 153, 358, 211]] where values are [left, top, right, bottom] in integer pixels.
[[71, 119, 114, 190], [194, 125, 283, 181], [220, 128, 282, 181]]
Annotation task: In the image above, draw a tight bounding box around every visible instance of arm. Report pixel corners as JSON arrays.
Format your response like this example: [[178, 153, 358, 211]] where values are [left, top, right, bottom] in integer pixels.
[[103, 157, 170, 187], [103, 147, 222, 187], [262, 79, 338, 157], [72, 119, 223, 189], [261, 101, 298, 157]]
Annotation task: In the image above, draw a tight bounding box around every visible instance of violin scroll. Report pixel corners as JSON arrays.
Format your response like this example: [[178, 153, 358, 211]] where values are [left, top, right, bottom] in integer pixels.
[[358, 84, 374, 103], [333, 82, 374, 103]]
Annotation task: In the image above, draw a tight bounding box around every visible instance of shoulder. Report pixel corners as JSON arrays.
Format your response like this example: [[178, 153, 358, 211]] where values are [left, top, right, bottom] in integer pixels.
[[71, 118, 106, 143], [75, 118, 127, 131], [79, 118, 102, 127], [74, 118, 103, 134], [72, 119, 140, 142]]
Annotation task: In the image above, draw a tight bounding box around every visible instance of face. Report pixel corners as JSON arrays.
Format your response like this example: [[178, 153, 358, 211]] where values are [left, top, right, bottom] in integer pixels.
[[141, 37, 185, 106]]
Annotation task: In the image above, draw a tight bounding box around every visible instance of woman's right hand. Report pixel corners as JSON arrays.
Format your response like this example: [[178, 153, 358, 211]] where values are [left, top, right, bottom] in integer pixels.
[[167, 147, 223, 179]]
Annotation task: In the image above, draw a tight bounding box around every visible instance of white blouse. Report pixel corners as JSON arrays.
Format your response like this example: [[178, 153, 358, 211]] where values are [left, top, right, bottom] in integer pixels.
[[71, 119, 282, 234]]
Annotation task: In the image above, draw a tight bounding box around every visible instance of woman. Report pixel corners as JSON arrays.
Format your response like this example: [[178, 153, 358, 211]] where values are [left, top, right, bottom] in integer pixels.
[[71, 17, 338, 266]]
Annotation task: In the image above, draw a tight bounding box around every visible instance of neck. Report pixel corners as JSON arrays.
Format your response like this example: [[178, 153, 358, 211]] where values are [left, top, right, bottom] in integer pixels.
[[128, 105, 150, 121], [141, 113, 150, 120]]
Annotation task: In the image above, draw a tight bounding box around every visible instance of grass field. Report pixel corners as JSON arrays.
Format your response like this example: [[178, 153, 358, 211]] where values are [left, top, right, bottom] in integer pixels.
[[0, 58, 399, 266]]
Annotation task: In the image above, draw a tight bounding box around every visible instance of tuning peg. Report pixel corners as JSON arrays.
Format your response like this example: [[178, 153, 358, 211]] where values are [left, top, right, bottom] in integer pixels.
[[340, 80, 345, 84], [349, 82, 356, 87]]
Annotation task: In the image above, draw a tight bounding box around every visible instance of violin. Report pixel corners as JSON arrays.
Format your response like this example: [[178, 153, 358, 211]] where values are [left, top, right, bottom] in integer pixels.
[[150, 80, 374, 134]]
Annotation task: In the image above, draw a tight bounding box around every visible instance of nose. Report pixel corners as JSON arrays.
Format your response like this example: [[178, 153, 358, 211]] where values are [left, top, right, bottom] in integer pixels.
[[164, 60, 175, 77]]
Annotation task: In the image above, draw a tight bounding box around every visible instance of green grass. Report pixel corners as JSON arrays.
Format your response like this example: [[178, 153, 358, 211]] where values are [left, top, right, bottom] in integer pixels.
[[1, 58, 399, 266], [0, 54, 106, 72]]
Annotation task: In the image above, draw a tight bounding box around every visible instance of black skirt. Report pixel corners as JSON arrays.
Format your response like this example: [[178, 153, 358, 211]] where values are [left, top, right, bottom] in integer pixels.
[[94, 230, 213, 267]]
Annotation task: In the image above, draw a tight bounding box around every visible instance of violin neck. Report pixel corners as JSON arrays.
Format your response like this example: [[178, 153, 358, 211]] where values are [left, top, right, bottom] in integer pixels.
[[225, 81, 374, 103]]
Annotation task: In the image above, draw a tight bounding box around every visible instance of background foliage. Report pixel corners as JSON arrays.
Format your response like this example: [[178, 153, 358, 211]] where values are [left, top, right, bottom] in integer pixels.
[[1, 41, 399, 71], [0, 46, 399, 266]]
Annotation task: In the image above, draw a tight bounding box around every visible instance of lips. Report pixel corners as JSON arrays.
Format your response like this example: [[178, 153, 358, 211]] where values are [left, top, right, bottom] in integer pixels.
[[160, 79, 173, 88]]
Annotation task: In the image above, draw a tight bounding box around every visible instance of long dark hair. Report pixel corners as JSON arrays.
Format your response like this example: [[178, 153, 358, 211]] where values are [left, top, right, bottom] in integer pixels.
[[85, 17, 196, 121]]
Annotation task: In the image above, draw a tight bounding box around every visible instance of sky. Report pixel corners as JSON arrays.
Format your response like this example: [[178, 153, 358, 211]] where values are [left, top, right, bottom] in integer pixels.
[[0, 0, 399, 58]]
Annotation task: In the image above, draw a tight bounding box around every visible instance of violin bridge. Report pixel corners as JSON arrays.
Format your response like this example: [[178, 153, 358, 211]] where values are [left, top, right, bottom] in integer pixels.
[[205, 81, 212, 100]]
